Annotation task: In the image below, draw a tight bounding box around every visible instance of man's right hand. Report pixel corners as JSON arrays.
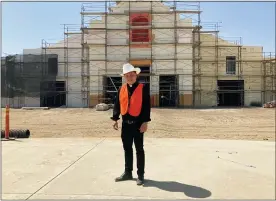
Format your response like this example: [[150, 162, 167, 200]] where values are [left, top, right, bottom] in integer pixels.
[[113, 121, 119, 130]]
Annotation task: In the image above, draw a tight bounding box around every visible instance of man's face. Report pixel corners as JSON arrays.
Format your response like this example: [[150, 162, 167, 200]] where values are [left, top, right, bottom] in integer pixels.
[[124, 71, 137, 84]]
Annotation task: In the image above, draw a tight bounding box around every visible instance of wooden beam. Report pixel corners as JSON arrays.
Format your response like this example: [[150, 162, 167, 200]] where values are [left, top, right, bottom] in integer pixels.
[[130, 59, 152, 66]]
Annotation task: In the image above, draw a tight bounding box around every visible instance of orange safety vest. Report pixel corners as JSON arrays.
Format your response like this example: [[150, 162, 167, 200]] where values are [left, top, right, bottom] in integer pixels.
[[119, 83, 143, 117]]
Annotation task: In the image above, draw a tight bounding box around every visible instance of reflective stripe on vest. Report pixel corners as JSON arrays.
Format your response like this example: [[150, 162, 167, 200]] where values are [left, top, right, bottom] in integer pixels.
[[119, 83, 143, 117]]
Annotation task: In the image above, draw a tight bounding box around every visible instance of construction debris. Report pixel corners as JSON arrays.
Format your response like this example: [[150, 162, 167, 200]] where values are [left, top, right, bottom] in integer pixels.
[[96, 103, 109, 111], [263, 100, 276, 108], [108, 104, 114, 109], [21, 107, 50, 110]]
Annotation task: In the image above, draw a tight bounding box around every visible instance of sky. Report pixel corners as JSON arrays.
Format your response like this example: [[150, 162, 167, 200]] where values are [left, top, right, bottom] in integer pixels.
[[1, 1, 275, 56]]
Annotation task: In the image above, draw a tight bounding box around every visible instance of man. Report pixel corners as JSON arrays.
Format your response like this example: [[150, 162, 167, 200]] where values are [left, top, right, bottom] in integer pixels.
[[111, 63, 151, 186]]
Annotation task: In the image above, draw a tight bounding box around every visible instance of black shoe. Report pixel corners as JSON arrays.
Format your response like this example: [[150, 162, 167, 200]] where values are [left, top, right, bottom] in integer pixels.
[[115, 172, 133, 182], [136, 176, 144, 186]]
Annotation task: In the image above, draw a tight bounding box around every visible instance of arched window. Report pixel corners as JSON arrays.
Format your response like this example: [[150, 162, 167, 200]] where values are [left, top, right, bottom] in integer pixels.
[[131, 16, 149, 42]]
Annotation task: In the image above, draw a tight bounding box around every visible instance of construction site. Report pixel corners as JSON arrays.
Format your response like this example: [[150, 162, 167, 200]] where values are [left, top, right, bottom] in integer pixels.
[[1, 0, 275, 141], [1, 1, 275, 200], [1, 0, 275, 108]]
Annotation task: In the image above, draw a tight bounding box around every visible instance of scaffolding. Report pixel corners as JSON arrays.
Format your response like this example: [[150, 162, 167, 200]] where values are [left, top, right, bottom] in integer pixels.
[[1, 54, 59, 108], [37, 0, 275, 108], [78, 1, 207, 107]]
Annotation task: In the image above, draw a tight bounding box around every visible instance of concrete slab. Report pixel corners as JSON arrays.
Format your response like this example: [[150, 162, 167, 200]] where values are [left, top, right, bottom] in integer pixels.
[[2, 138, 104, 195], [2, 193, 32, 200], [2, 138, 275, 200]]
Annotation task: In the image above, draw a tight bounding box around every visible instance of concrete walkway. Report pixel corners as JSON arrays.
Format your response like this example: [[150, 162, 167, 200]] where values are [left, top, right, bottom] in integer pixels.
[[2, 138, 275, 199]]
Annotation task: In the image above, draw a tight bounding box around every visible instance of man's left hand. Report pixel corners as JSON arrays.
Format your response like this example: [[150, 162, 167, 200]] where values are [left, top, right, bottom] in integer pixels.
[[139, 122, 148, 133]]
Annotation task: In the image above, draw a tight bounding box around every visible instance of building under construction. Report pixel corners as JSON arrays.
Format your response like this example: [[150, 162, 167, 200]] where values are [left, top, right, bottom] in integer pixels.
[[2, 1, 275, 108]]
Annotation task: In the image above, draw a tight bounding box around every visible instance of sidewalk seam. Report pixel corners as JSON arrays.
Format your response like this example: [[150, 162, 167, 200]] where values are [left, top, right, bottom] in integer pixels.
[[25, 138, 106, 200]]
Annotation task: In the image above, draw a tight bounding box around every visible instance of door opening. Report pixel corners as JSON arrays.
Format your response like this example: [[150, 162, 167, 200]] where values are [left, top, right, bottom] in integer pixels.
[[159, 75, 178, 107], [103, 76, 122, 104], [40, 81, 66, 107], [217, 80, 244, 107]]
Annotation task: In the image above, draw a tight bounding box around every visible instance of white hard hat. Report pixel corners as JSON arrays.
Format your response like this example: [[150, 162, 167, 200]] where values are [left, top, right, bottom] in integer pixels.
[[120, 63, 141, 76]]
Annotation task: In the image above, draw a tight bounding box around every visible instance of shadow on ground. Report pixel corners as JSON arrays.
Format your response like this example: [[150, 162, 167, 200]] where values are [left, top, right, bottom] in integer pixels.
[[143, 180, 212, 198], [1, 139, 24, 142]]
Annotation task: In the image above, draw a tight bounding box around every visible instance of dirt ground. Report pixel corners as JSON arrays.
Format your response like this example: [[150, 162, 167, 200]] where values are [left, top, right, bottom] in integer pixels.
[[1, 108, 275, 141]]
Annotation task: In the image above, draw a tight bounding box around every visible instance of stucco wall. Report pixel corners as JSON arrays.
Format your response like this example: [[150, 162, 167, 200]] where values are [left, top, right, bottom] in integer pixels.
[[1, 97, 40, 108], [198, 34, 264, 106], [22, 2, 267, 108]]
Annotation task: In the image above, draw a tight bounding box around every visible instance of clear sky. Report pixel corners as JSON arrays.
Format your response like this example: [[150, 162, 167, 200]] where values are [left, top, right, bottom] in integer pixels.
[[2, 1, 275, 56]]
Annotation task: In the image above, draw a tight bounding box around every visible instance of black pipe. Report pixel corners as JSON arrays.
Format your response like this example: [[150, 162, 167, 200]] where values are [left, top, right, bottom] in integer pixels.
[[1, 129, 30, 138]]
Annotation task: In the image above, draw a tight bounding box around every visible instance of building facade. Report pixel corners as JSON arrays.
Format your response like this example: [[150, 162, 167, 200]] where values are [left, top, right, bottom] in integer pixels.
[[2, 1, 275, 108]]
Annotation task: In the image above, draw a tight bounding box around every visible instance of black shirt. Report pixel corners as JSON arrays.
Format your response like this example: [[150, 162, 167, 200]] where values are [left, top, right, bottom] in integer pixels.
[[111, 81, 151, 123]]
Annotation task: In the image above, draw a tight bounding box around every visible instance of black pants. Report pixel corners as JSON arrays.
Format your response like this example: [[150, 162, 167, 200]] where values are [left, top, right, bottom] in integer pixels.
[[121, 122, 145, 177]]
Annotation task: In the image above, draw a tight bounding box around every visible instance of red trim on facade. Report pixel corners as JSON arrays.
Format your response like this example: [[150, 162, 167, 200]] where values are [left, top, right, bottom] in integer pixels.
[[130, 13, 152, 48]]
